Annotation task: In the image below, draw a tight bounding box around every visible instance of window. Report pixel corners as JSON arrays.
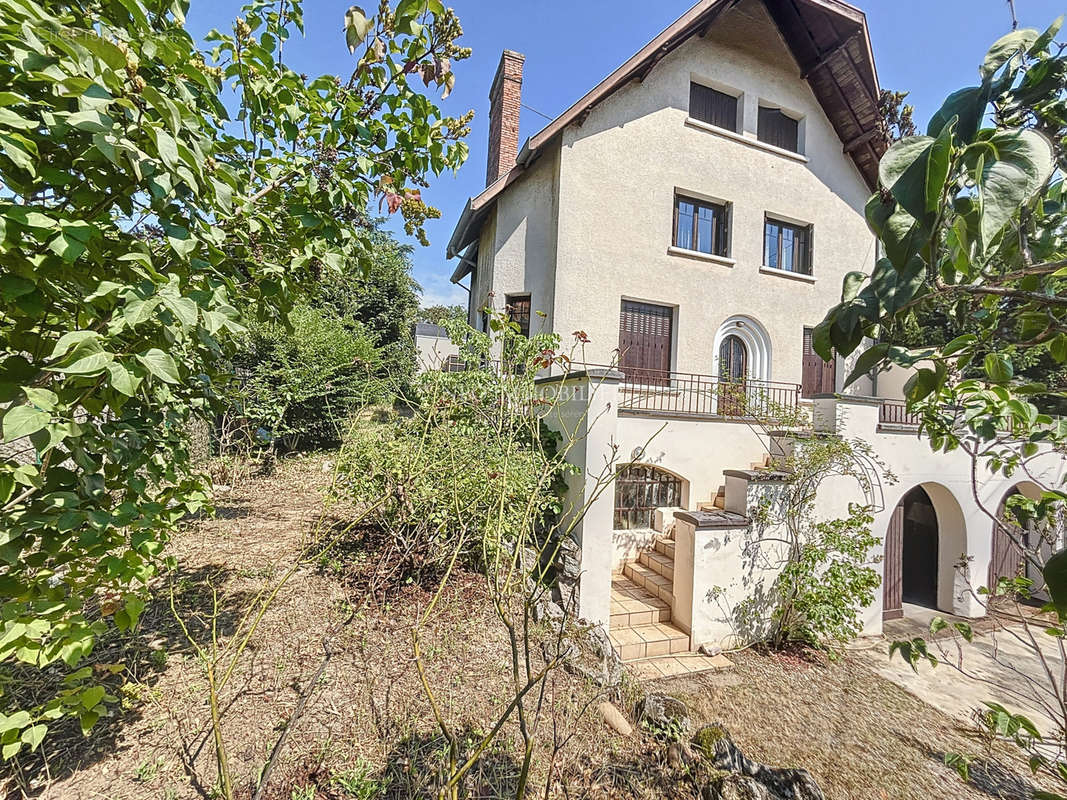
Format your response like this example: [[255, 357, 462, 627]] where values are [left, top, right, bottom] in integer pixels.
[[801, 327, 835, 397], [614, 465, 683, 530], [718, 335, 747, 383], [505, 294, 531, 337], [764, 217, 812, 275], [689, 82, 738, 131], [757, 106, 799, 153], [673, 195, 729, 257], [442, 354, 467, 373], [618, 300, 673, 385]]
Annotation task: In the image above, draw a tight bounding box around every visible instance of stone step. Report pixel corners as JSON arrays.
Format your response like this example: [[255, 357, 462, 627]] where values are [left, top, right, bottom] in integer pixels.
[[608, 621, 690, 662], [611, 573, 671, 627], [630, 652, 734, 680], [654, 536, 675, 559], [623, 561, 674, 605], [638, 547, 674, 580]]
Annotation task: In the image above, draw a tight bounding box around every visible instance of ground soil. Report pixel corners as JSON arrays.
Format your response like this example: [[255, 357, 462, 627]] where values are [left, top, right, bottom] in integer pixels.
[[1, 455, 1050, 800]]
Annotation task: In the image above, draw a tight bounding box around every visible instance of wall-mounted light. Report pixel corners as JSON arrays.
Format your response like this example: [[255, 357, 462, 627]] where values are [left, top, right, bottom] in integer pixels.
[[631, 446, 645, 460]]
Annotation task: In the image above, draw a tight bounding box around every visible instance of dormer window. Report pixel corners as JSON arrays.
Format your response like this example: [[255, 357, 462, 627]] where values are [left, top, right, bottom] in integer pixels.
[[689, 82, 739, 132], [757, 107, 800, 153]]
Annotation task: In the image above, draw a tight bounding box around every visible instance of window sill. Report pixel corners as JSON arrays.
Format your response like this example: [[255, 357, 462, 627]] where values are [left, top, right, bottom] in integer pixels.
[[760, 266, 816, 283], [667, 246, 736, 267], [685, 117, 809, 163]]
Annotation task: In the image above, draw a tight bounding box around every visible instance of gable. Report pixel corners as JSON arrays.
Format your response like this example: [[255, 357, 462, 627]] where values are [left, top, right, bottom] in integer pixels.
[[447, 0, 883, 262]]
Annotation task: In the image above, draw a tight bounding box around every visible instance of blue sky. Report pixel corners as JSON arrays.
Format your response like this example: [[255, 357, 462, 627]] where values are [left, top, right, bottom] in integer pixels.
[[187, 0, 1064, 307]]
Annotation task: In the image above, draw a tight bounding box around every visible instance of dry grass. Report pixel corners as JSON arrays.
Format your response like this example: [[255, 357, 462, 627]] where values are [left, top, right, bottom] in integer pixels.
[[1, 454, 1050, 800], [666, 646, 1048, 800]]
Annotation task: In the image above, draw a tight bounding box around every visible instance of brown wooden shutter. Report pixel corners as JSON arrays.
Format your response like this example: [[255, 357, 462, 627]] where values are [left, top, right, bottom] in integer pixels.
[[618, 301, 673, 385], [801, 328, 835, 398], [883, 503, 904, 621], [690, 83, 738, 131], [757, 107, 799, 152]]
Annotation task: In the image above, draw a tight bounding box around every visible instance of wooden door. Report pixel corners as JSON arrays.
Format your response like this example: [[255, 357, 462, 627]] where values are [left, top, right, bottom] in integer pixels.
[[618, 300, 672, 385], [883, 503, 904, 621], [988, 491, 1033, 597], [802, 328, 836, 397], [718, 334, 748, 416]]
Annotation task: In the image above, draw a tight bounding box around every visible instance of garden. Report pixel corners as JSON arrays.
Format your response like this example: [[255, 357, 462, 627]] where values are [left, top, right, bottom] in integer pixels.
[[1, 0, 1066, 798]]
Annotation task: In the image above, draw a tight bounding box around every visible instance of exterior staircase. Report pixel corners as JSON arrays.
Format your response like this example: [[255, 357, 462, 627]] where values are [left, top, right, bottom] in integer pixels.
[[609, 535, 690, 660]]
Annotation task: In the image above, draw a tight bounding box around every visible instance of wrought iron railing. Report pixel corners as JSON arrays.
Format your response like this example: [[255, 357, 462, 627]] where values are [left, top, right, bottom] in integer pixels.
[[606, 366, 801, 420], [879, 399, 921, 426]]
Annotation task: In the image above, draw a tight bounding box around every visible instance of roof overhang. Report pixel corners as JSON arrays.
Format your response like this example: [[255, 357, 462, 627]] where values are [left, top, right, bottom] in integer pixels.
[[446, 0, 884, 265]]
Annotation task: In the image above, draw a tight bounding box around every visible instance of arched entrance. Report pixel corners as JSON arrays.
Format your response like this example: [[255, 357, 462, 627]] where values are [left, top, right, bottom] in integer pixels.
[[988, 482, 1046, 602], [883, 486, 940, 619]]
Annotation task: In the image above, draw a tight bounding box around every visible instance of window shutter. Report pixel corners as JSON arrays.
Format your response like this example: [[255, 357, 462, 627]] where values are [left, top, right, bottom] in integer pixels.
[[801, 327, 835, 398], [758, 107, 799, 153], [690, 83, 738, 131], [618, 300, 673, 384]]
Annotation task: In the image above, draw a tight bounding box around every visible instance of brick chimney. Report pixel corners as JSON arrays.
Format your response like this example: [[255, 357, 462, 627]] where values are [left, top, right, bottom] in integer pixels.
[[486, 50, 524, 186]]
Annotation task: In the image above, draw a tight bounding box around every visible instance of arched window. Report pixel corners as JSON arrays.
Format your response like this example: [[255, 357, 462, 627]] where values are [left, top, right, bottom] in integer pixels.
[[614, 465, 683, 530], [718, 335, 747, 382], [712, 316, 771, 382]]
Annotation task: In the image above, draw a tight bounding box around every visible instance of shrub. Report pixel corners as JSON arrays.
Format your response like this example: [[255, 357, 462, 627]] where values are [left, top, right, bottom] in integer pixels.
[[228, 305, 384, 451], [334, 314, 570, 582]]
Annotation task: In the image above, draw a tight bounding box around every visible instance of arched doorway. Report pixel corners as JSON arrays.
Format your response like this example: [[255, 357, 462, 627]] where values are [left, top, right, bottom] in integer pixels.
[[718, 335, 747, 382], [989, 483, 1047, 602], [883, 486, 940, 619], [718, 335, 747, 416]]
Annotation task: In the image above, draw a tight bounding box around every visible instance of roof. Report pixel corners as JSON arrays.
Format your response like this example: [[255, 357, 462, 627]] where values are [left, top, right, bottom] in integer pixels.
[[413, 322, 449, 338], [447, 0, 884, 265]]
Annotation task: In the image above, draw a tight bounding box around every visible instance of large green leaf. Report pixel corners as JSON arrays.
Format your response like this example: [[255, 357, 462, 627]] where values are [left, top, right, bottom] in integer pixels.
[[1044, 549, 1067, 620], [135, 349, 180, 384], [928, 85, 990, 144], [844, 343, 888, 388], [2, 405, 49, 442], [975, 129, 1055, 249], [981, 28, 1039, 79]]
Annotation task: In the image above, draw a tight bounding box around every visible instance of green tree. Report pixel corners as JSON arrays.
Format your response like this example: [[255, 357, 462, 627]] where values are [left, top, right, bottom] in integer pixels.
[[418, 303, 465, 326], [0, 0, 470, 755], [814, 20, 1067, 793], [318, 221, 420, 382]]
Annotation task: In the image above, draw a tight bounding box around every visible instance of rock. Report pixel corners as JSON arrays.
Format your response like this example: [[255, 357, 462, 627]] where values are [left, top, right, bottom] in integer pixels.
[[598, 701, 632, 736], [698, 642, 723, 657], [561, 625, 623, 688], [635, 693, 691, 738], [531, 598, 565, 623], [694, 724, 825, 800], [666, 740, 698, 769]]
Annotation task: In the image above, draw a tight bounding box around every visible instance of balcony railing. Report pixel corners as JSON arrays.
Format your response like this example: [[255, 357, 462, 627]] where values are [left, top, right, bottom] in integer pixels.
[[879, 399, 921, 427], [608, 366, 801, 420]]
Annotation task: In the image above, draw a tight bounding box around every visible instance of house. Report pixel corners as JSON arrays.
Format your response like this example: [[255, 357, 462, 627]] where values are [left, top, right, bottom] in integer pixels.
[[444, 0, 1065, 667], [412, 321, 462, 372]]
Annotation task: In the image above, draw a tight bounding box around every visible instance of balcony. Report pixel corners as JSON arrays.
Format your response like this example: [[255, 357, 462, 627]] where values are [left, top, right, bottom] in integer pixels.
[[607, 366, 801, 421], [878, 399, 921, 428]]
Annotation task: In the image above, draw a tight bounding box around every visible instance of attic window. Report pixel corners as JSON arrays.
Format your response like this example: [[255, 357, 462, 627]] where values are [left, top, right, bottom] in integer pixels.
[[689, 83, 738, 132], [757, 107, 800, 153]]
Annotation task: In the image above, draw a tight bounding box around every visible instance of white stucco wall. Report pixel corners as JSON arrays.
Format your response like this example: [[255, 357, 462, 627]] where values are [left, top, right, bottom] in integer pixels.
[[469, 147, 561, 336], [614, 413, 769, 509], [819, 397, 1067, 629], [547, 0, 876, 385], [414, 334, 460, 372]]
